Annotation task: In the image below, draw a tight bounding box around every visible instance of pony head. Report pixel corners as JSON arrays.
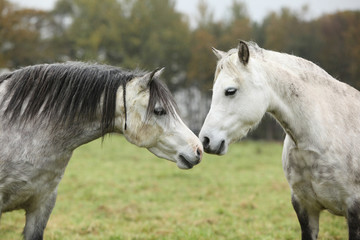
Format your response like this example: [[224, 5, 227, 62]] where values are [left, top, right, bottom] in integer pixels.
[[199, 41, 269, 155], [116, 68, 203, 169]]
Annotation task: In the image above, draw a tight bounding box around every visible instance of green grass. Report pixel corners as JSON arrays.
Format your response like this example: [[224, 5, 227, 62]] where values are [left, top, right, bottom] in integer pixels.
[[1, 136, 346, 239]]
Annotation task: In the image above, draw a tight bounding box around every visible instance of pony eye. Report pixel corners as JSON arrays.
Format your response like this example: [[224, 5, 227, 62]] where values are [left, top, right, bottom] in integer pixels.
[[225, 88, 237, 96], [154, 107, 166, 116]]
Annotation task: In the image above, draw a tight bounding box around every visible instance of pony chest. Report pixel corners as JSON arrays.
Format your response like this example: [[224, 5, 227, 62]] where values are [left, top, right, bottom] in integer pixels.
[[0, 153, 70, 211], [283, 148, 346, 215]]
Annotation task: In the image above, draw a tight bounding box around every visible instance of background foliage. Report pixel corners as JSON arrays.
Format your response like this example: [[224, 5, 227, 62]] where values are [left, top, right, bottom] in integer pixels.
[[1, 0, 360, 138]]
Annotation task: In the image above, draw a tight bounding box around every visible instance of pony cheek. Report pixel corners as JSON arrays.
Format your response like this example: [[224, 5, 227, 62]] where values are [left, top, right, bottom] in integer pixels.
[[147, 135, 178, 163], [147, 146, 175, 163], [127, 123, 163, 148], [216, 114, 249, 144], [122, 130, 139, 146]]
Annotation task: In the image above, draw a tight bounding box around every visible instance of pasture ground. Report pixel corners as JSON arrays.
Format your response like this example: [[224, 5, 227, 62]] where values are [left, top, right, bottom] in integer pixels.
[[1, 136, 346, 239]]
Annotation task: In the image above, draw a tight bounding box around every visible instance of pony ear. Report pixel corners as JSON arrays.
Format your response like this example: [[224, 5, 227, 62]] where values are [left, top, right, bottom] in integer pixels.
[[212, 47, 226, 60], [139, 67, 165, 89], [238, 40, 250, 65]]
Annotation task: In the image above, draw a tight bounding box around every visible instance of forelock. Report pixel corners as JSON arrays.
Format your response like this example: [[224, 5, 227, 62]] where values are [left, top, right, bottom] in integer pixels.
[[146, 77, 178, 121]]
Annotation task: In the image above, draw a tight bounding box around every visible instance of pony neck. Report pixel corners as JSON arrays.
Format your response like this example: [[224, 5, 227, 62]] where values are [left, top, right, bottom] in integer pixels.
[[66, 91, 128, 150], [65, 121, 105, 149], [57, 85, 128, 150], [263, 52, 329, 147]]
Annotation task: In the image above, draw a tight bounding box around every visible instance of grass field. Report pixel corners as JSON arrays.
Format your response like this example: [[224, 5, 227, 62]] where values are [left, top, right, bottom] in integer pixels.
[[1, 136, 347, 239]]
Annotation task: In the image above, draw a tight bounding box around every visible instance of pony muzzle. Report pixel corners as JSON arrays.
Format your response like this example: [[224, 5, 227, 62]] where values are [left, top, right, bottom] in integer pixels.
[[177, 147, 202, 169]]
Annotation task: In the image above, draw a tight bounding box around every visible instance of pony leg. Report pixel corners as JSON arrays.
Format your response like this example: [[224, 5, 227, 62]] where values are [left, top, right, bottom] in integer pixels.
[[291, 194, 320, 240], [347, 201, 360, 240], [23, 190, 57, 240]]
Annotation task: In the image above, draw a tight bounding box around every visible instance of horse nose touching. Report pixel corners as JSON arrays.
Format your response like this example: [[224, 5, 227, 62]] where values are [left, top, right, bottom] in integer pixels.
[[191, 145, 203, 165], [201, 136, 225, 155]]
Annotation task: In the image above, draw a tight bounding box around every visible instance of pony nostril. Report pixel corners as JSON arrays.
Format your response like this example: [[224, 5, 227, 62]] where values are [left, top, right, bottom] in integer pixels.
[[203, 137, 210, 148], [196, 147, 202, 160]]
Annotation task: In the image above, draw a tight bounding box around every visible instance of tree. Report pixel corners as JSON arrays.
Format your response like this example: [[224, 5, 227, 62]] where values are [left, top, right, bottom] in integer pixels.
[[263, 8, 304, 53], [0, 0, 51, 68], [124, 0, 191, 89], [185, 0, 218, 90], [218, 0, 253, 50], [316, 11, 360, 89], [187, 29, 216, 90], [51, 0, 125, 63], [195, 0, 214, 30], [3, 0, 360, 139], [51, 0, 191, 89]]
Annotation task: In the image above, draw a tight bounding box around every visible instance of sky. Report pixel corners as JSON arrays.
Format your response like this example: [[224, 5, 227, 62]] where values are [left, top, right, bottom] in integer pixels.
[[10, 0, 360, 23]]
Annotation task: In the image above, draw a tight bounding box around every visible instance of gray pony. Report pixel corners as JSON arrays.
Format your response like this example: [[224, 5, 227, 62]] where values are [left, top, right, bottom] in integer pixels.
[[0, 62, 202, 240]]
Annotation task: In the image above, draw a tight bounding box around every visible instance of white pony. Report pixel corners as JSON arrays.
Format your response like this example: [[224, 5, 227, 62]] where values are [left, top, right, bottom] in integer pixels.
[[0, 62, 202, 240], [199, 41, 360, 239]]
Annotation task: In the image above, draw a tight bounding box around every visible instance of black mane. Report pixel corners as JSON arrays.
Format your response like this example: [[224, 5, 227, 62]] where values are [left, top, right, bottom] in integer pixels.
[[0, 62, 177, 134]]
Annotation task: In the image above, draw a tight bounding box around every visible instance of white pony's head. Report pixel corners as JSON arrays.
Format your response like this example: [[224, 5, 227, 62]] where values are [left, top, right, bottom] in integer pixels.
[[116, 68, 203, 169], [199, 41, 269, 155]]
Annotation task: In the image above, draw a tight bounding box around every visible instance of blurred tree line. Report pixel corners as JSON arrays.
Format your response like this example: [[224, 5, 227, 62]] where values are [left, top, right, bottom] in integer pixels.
[[1, 0, 360, 139]]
